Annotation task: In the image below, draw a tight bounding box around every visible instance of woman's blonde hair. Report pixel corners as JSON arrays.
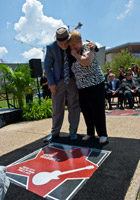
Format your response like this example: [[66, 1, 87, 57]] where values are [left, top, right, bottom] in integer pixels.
[[69, 30, 82, 44]]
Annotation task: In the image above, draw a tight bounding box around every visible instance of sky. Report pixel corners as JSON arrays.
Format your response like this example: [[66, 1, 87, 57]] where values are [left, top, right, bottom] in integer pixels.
[[0, 0, 140, 63]]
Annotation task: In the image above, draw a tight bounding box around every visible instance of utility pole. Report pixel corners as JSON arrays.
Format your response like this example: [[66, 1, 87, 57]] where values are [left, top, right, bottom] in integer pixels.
[[68, 22, 83, 32], [14, 22, 83, 56], [74, 22, 83, 30], [14, 38, 46, 58]]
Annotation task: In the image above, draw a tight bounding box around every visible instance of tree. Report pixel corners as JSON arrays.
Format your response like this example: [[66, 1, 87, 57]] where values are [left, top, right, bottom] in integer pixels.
[[111, 49, 135, 75], [0, 64, 34, 108], [135, 58, 140, 67], [102, 62, 111, 73]]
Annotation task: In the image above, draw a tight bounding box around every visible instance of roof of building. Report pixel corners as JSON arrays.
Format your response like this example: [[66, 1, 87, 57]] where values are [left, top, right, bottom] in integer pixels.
[[105, 42, 140, 54]]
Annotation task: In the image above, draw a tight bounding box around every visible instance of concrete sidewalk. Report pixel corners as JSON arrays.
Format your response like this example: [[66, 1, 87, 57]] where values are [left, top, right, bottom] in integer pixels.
[[0, 111, 140, 156], [0, 111, 140, 199]]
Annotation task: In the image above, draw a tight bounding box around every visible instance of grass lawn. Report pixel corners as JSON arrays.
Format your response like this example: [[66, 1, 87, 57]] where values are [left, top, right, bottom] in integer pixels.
[[0, 100, 9, 108], [0, 97, 45, 109]]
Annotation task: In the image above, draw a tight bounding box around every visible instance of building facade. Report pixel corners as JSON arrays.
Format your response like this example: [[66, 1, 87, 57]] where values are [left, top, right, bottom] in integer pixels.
[[105, 42, 140, 63]]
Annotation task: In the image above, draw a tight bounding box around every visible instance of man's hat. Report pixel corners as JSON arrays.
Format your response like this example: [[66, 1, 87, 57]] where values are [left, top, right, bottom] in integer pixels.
[[55, 27, 70, 42]]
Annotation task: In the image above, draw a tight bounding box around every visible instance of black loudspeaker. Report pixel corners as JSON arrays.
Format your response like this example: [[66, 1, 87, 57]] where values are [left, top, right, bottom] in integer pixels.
[[29, 58, 43, 78]]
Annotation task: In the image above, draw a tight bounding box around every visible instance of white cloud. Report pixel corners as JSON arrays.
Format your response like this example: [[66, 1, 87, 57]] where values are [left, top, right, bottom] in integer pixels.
[[116, 0, 134, 20], [95, 42, 103, 48], [14, 0, 65, 45], [21, 48, 43, 60], [106, 46, 111, 49], [0, 47, 8, 58]]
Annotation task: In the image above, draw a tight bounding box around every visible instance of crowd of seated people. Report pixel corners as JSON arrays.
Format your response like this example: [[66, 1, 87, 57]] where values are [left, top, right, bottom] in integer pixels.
[[104, 64, 140, 109]]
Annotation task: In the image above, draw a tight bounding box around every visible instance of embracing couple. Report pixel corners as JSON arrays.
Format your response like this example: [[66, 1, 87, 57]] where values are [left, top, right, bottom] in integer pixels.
[[44, 27, 108, 144]]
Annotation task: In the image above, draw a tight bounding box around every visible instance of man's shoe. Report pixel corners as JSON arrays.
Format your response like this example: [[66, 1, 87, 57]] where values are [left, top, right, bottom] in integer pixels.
[[43, 133, 59, 143], [99, 136, 108, 143], [70, 134, 78, 141]]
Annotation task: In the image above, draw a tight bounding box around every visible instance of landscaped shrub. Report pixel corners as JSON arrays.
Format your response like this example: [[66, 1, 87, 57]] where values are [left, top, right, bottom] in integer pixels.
[[22, 99, 52, 121], [0, 64, 34, 108]]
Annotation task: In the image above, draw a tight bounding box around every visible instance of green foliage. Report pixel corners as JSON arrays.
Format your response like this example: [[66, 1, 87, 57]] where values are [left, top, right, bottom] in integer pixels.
[[102, 49, 136, 76], [0, 100, 8, 108], [22, 99, 52, 121], [102, 62, 111, 73], [0, 64, 34, 108], [135, 58, 140, 67], [111, 49, 135, 75]]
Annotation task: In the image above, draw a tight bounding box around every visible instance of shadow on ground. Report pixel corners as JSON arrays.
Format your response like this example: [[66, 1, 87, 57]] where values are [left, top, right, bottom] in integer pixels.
[[0, 133, 140, 200]]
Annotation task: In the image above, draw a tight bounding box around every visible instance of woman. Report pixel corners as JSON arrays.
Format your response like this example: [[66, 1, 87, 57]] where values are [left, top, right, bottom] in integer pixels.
[[68, 30, 108, 143], [132, 64, 139, 78]]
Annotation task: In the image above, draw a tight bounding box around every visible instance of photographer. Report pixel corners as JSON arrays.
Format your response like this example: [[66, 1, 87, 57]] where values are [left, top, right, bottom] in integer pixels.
[[117, 66, 126, 82]]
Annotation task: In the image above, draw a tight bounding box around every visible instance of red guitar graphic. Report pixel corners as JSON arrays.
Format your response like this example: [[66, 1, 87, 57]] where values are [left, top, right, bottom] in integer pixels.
[[32, 165, 94, 185]]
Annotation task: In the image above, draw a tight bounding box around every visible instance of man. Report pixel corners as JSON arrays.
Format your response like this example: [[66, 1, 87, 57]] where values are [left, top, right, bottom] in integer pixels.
[[104, 68, 110, 82], [117, 66, 126, 82], [44, 27, 98, 142], [121, 72, 140, 109], [40, 71, 51, 99], [128, 67, 132, 75], [105, 73, 124, 110], [25, 84, 33, 104]]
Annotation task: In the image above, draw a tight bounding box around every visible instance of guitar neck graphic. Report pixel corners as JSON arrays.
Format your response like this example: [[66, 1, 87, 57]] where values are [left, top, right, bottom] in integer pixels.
[[32, 165, 94, 185]]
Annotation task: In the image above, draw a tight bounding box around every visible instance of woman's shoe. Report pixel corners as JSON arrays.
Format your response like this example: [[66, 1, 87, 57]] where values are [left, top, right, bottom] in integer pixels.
[[99, 136, 107, 143], [82, 135, 91, 141]]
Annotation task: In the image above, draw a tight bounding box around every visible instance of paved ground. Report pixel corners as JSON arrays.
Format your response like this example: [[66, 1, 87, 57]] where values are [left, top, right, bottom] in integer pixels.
[[0, 110, 140, 199]]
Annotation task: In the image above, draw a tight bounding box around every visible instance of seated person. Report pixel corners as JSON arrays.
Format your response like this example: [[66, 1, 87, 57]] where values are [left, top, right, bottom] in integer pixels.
[[138, 67, 140, 76], [107, 69, 113, 82], [121, 72, 140, 109], [137, 77, 140, 85], [138, 67, 140, 84], [105, 73, 124, 110]]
